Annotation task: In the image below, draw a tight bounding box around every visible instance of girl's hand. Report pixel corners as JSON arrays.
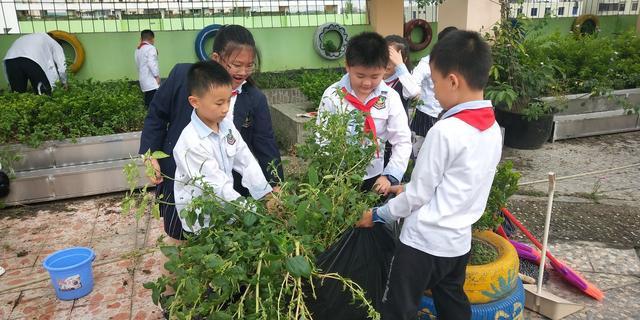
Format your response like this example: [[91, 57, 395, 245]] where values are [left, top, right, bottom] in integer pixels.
[[373, 175, 391, 195], [388, 47, 404, 68], [146, 158, 163, 185], [355, 209, 374, 228]]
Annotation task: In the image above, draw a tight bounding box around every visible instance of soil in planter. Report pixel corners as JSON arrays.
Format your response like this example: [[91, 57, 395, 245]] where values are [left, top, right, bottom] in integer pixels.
[[469, 239, 498, 265]]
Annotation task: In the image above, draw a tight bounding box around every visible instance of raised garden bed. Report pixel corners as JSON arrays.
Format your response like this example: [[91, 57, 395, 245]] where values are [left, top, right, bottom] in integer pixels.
[[543, 88, 640, 141]]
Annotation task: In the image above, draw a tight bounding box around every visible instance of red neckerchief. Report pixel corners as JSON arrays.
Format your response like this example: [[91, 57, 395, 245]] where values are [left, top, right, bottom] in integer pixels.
[[452, 107, 495, 131], [341, 87, 381, 156], [231, 89, 239, 97], [385, 78, 399, 89]]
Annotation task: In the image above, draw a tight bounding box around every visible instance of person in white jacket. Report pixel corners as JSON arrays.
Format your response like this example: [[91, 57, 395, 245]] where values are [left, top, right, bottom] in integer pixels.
[[357, 30, 502, 320], [3, 33, 67, 95], [135, 29, 160, 107]]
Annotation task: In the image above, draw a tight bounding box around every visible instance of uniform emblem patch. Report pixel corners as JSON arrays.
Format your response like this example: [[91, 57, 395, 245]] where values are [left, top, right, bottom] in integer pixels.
[[374, 92, 387, 110], [226, 129, 236, 145]]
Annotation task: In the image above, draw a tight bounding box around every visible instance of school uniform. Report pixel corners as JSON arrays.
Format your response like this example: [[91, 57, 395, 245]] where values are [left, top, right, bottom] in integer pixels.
[[410, 55, 440, 157], [134, 41, 160, 107], [383, 63, 420, 168], [373, 100, 503, 320], [139, 63, 283, 240], [3, 33, 67, 95], [173, 112, 272, 233], [317, 74, 412, 189]]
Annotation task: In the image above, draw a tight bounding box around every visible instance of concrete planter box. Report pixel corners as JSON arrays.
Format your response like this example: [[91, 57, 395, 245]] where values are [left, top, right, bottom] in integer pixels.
[[542, 88, 640, 141], [270, 102, 315, 150], [3, 132, 146, 206]]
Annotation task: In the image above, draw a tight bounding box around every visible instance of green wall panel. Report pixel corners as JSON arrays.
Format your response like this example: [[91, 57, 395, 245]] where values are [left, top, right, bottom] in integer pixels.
[[0, 24, 371, 87], [526, 15, 638, 38]]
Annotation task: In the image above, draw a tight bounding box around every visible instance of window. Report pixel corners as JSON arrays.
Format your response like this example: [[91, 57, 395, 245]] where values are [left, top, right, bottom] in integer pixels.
[[544, 7, 551, 15], [517, 7, 523, 15], [557, 7, 565, 15], [572, 6, 579, 15], [599, 3, 621, 11], [619, 3, 626, 11], [531, 7, 538, 16], [633, 2, 639, 11]]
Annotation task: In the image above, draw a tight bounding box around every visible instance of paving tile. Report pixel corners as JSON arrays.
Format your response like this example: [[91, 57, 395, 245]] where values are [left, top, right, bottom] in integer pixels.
[[74, 273, 134, 306], [547, 242, 595, 272], [92, 209, 140, 239], [0, 291, 21, 320], [576, 271, 640, 291], [92, 257, 136, 279], [563, 282, 640, 320], [8, 287, 74, 319], [0, 267, 50, 293], [1, 254, 39, 271], [588, 247, 640, 276], [90, 233, 138, 262], [131, 280, 163, 320], [69, 298, 131, 320]]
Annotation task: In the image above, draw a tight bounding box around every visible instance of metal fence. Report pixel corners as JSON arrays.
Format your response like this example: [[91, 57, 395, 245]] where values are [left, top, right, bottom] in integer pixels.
[[403, 0, 437, 23], [507, 0, 639, 19], [0, 0, 368, 34]]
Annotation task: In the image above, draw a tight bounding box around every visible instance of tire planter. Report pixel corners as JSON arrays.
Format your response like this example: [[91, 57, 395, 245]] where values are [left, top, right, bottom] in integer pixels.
[[572, 14, 599, 36], [313, 23, 348, 60], [418, 278, 525, 320], [495, 108, 554, 150], [195, 24, 222, 61], [403, 19, 432, 52], [48, 30, 85, 73], [425, 231, 520, 304]]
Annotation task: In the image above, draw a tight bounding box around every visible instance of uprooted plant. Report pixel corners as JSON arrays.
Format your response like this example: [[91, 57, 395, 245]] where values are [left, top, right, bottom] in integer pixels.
[[122, 111, 382, 319]]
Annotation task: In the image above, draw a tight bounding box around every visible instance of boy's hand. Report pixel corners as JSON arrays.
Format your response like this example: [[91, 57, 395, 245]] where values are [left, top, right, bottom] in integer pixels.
[[145, 158, 163, 185], [386, 184, 404, 196], [264, 193, 281, 215], [373, 175, 391, 195], [355, 209, 374, 228], [271, 185, 281, 193], [388, 47, 404, 68]]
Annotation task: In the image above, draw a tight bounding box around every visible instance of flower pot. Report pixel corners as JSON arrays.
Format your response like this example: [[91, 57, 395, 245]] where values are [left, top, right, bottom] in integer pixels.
[[495, 108, 553, 150]]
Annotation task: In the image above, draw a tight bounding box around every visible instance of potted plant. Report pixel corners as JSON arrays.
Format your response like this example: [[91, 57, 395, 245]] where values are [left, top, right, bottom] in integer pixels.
[[485, 20, 564, 149]]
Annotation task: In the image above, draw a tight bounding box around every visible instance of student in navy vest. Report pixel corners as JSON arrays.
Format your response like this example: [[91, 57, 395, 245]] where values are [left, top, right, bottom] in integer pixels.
[[139, 25, 283, 241]]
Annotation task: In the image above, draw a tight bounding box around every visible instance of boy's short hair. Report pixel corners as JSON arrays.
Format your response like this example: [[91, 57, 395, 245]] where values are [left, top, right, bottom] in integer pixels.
[[187, 61, 233, 97], [141, 29, 154, 40], [430, 30, 492, 91], [346, 32, 389, 68], [437, 26, 458, 41]]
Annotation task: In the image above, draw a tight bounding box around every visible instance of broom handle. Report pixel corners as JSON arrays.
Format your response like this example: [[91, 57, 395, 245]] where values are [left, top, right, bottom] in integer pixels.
[[537, 172, 556, 296]]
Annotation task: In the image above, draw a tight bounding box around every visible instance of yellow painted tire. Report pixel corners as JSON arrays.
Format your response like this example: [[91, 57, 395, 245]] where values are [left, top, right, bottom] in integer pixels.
[[48, 30, 85, 73], [572, 14, 600, 35], [425, 231, 519, 304]]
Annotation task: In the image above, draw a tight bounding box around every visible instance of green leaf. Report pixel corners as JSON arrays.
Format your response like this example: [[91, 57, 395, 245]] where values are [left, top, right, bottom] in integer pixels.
[[151, 151, 170, 159], [204, 254, 224, 270], [160, 245, 179, 257], [308, 165, 318, 185], [285, 255, 312, 278], [243, 212, 258, 227]]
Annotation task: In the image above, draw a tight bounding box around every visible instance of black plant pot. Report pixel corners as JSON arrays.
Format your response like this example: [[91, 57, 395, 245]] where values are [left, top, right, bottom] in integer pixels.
[[495, 108, 553, 150]]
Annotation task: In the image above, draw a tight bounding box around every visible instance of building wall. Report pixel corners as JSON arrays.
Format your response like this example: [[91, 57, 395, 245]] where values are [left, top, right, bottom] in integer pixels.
[[0, 25, 371, 87]]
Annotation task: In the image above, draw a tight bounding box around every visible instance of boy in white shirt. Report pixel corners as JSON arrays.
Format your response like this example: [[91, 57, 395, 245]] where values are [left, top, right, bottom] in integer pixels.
[[316, 32, 412, 195], [135, 29, 160, 107], [173, 61, 272, 234], [357, 30, 502, 320]]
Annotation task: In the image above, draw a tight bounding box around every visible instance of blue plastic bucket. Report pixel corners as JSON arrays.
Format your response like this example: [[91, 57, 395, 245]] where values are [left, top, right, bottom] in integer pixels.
[[42, 247, 96, 300]]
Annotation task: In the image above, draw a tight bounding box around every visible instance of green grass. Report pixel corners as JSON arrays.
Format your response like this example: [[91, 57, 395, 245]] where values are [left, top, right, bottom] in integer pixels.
[[469, 239, 499, 265]]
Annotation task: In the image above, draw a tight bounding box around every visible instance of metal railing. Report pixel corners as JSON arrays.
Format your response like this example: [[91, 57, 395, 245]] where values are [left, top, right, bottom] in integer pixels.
[[507, 0, 639, 19], [0, 0, 368, 34], [403, 0, 437, 23]]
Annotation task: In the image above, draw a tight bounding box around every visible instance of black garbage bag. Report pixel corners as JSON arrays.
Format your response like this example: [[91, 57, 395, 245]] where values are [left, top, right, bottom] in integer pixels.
[[307, 223, 396, 320]]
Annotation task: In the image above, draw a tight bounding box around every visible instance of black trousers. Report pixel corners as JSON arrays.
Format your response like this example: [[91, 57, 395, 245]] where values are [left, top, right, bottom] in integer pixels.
[[381, 242, 471, 320], [4, 57, 52, 95], [143, 89, 157, 108]]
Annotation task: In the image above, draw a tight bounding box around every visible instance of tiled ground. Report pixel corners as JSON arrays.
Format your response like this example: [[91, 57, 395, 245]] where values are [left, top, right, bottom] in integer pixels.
[[1, 194, 639, 319]]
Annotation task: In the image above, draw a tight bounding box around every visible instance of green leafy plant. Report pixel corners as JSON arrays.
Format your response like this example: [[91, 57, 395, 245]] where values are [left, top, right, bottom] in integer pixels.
[[485, 20, 564, 120], [0, 78, 145, 147], [469, 239, 498, 265], [123, 111, 382, 319], [473, 161, 521, 231], [299, 69, 343, 107]]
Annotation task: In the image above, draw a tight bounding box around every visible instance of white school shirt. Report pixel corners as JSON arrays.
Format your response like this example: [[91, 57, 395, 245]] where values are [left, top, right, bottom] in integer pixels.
[[134, 41, 160, 92], [4, 33, 67, 88], [223, 81, 246, 123], [377, 100, 503, 257], [173, 112, 272, 233], [384, 63, 420, 100], [316, 74, 412, 181], [411, 55, 441, 118]]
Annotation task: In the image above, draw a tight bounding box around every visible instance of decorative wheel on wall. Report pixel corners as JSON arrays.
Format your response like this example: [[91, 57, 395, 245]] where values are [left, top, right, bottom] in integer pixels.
[[403, 19, 433, 52], [47, 30, 85, 73], [313, 23, 349, 60], [572, 14, 600, 36], [195, 24, 222, 61]]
